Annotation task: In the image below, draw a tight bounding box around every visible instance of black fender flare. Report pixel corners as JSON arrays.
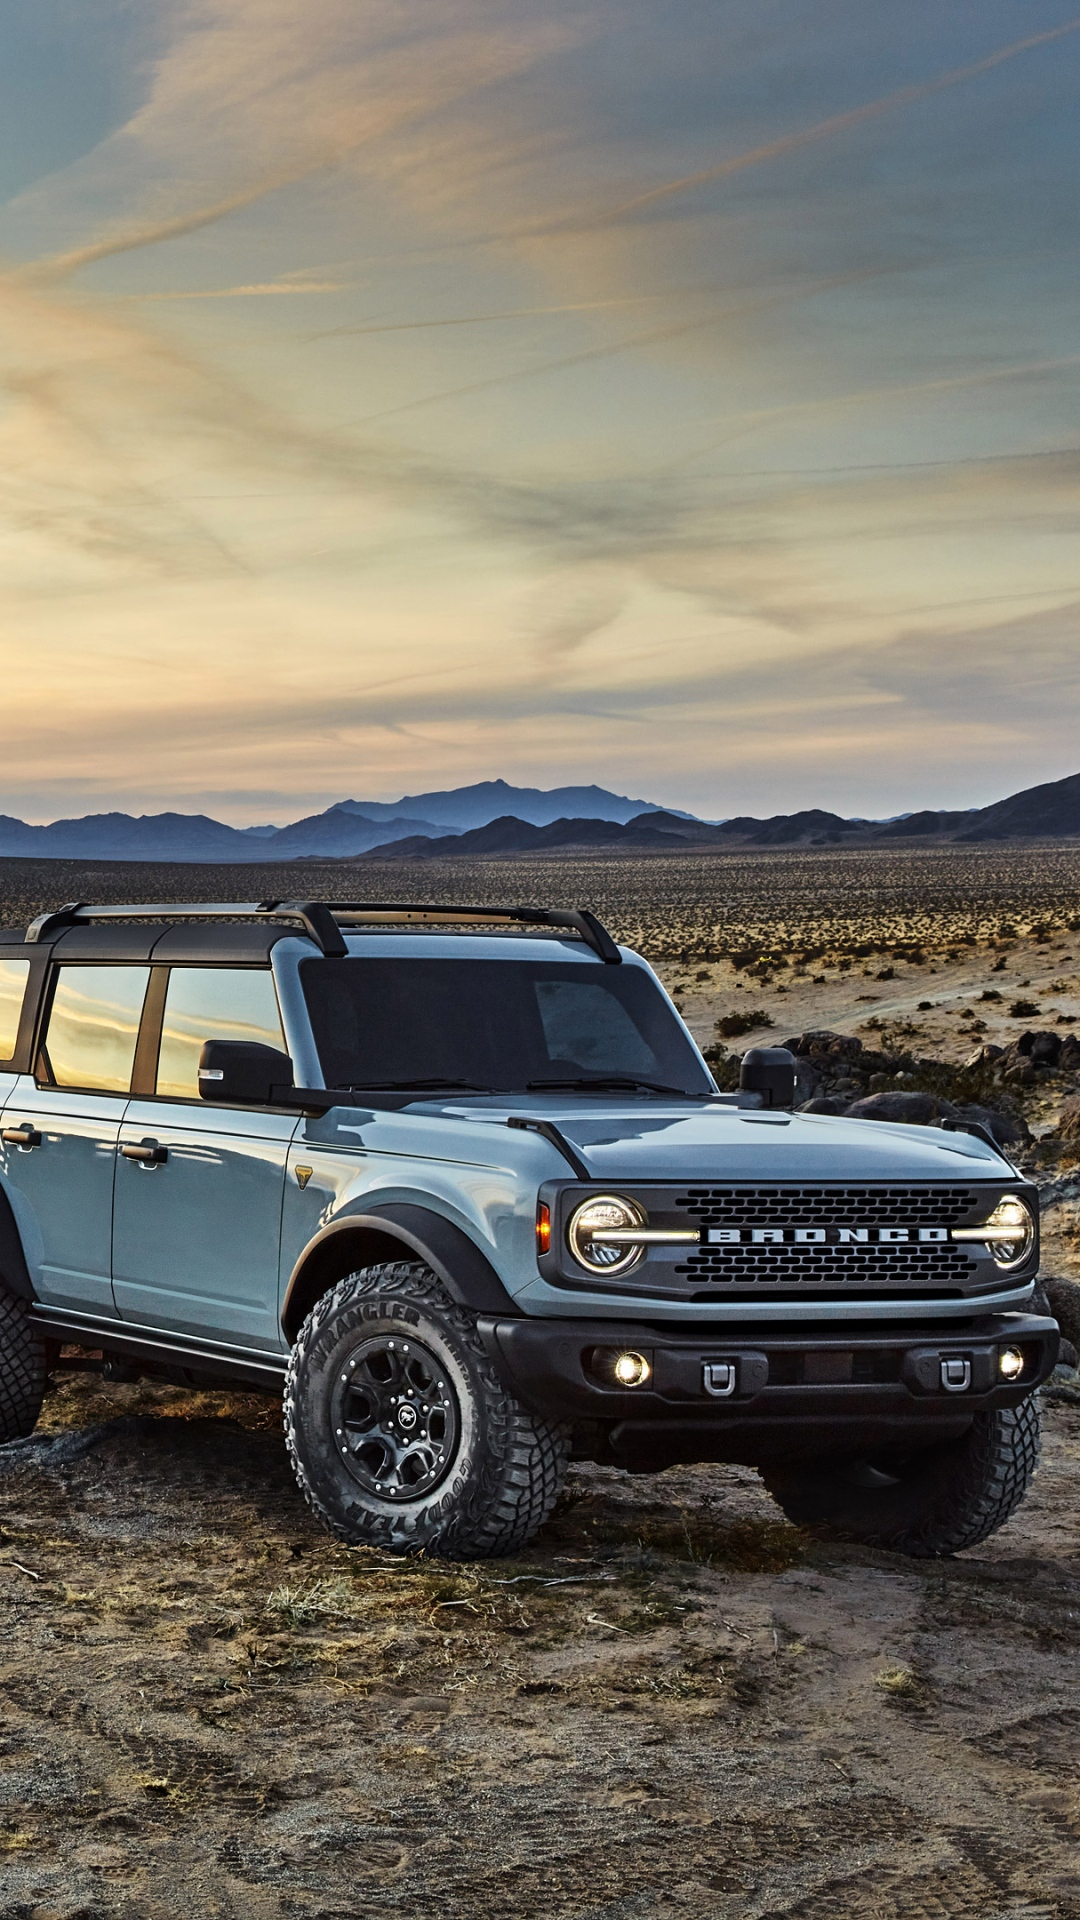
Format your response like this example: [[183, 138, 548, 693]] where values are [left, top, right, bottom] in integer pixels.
[[0, 1182, 34, 1302], [281, 1203, 520, 1339]]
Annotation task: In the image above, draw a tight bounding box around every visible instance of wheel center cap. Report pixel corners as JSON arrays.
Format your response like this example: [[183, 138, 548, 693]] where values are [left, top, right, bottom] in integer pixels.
[[397, 1404, 418, 1430]]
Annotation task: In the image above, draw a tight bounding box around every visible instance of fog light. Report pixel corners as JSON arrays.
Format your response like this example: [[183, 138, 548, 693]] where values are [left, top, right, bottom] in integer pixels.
[[998, 1346, 1025, 1381], [613, 1351, 652, 1388]]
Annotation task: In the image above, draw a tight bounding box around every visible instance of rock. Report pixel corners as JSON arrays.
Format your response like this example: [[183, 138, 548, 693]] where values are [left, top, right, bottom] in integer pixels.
[[964, 1043, 1003, 1068], [1043, 1275, 1080, 1361], [953, 1101, 1031, 1148], [1058, 1033, 1080, 1074], [791, 1056, 823, 1103], [1030, 1031, 1062, 1067], [783, 1030, 862, 1059], [798, 1097, 850, 1116], [1055, 1095, 1080, 1142], [999, 1030, 1062, 1073], [844, 1091, 958, 1126]]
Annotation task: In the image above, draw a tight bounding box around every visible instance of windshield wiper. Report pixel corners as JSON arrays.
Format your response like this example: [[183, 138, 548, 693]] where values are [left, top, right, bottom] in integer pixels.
[[525, 1075, 699, 1097], [348, 1078, 493, 1093]]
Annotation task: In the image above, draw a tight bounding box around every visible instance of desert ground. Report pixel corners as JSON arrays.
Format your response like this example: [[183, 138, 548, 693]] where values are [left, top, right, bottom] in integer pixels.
[[1, 847, 1079, 1920]]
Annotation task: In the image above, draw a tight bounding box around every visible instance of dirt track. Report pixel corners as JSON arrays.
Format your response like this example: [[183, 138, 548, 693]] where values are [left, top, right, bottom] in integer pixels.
[[0, 1368, 1078, 1920]]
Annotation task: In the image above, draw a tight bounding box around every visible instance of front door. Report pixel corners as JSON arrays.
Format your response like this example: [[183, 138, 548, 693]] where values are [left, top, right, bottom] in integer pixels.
[[111, 965, 298, 1350], [0, 965, 150, 1316]]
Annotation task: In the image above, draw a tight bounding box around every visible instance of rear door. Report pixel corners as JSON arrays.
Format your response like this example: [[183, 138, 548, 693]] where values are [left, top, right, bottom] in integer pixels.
[[0, 964, 150, 1315], [112, 965, 298, 1350]]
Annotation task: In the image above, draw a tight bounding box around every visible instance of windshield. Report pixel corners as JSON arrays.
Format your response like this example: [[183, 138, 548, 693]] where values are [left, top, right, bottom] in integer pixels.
[[300, 956, 713, 1096]]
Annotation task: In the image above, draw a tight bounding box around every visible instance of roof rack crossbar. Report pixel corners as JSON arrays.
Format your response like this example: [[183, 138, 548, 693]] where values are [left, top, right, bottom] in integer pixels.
[[22, 900, 619, 962], [302, 903, 621, 963]]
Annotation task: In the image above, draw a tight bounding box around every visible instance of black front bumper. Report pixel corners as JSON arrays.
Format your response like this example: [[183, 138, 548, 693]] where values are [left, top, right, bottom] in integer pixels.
[[480, 1311, 1060, 1469]]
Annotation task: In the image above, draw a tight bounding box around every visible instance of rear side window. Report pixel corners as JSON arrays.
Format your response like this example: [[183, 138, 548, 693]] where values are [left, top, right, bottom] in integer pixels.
[[0, 959, 30, 1060], [39, 967, 151, 1093], [156, 968, 286, 1099]]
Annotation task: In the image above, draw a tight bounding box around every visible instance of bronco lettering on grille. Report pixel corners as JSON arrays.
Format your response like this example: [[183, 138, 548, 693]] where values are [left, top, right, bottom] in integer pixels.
[[706, 1226, 948, 1246]]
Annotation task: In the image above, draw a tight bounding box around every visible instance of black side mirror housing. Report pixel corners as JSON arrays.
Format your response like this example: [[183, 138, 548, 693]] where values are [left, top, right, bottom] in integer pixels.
[[740, 1046, 796, 1109], [198, 1039, 295, 1105]]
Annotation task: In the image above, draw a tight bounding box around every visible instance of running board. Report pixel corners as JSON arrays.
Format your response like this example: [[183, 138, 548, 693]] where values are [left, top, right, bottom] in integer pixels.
[[28, 1307, 288, 1391]]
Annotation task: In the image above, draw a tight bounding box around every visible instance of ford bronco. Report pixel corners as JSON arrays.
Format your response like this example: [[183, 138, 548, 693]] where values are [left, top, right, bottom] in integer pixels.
[[0, 900, 1058, 1558]]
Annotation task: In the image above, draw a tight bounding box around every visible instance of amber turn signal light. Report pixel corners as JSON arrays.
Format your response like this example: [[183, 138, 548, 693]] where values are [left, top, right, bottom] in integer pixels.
[[536, 1202, 551, 1255]]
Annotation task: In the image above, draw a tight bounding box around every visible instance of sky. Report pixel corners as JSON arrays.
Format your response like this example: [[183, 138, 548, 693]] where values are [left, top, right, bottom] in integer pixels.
[[1, 0, 1079, 826]]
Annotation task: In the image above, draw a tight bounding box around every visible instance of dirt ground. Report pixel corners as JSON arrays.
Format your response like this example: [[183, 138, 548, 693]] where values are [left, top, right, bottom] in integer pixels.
[[2, 867, 1080, 1919], [0, 1371, 1077, 1920]]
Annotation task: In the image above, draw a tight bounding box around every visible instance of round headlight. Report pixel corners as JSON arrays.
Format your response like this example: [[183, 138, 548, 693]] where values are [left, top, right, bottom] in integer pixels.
[[984, 1195, 1035, 1270], [567, 1194, 647, 1275]]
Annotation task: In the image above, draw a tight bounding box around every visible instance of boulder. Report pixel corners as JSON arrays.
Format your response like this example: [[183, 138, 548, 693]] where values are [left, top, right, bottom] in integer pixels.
[[1058, 1033, 1080, 1074], [998, 1030, 1061, 1073], [791, 1056, 823, 1103], [783, 1030, 862, 1060], [1042, 1275, 1080, 1368], [797, 1096, 851, 1116], [1030, 1031, 1062, 1067], [1055, 1095, 1080, 1142], [953, 1101, 1031, 1148], [964, 1043, 1003, 1069], [845, 1091, 957, 1126]]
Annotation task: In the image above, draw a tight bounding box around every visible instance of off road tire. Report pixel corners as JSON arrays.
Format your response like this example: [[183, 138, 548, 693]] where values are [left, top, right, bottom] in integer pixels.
[[761, 1396, 1041, 1556], [0, 1285, 47, 1442], [284, 1262, 570, 1557]]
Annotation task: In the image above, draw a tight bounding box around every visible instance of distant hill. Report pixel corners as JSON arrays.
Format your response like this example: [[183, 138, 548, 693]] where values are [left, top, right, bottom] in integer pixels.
[[955, 770, 1080, 841], [1, 770, 1080, 862], [331, 779, 696, 831], [364, 814, 699, 858], [0, 781, 689, 862]]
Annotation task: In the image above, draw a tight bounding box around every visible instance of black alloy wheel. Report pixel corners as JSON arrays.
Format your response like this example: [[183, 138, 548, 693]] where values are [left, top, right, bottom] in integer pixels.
[[330, 1333, 459, 1501]]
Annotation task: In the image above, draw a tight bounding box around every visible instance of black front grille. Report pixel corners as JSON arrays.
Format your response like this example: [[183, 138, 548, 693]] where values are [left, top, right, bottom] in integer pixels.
[[673, 1184, 982, 1293], [676, 1244, 974, 1289], [676, 1185, 979, 1229]]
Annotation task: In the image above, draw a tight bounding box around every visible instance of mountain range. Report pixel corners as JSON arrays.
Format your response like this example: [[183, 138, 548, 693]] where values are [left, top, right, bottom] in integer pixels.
[[1, 770, 1080, 862]]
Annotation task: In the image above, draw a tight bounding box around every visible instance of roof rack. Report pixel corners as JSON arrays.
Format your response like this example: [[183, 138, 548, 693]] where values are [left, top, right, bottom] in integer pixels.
[[23, 900, 622, 963]]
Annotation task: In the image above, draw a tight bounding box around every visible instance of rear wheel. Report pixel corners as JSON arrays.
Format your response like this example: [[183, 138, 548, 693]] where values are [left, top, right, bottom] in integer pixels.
[[0, 1285, 47, 1442], [760, 1398, 1041, 1556], [284, 1262, 570, 1557]]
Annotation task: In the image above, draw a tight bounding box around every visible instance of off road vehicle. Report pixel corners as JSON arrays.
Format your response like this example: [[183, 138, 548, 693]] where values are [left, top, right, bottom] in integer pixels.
[[0, 899, 1058, 1557]]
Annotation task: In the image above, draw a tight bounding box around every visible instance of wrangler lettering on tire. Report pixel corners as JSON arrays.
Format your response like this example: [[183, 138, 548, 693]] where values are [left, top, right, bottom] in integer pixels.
[[284, 1263, 571, 1558]]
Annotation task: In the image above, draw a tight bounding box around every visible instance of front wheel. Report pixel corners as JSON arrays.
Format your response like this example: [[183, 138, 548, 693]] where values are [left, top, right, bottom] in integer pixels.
[[284, 1263, 570, 1558], [760, 1398, 1041, 1556]]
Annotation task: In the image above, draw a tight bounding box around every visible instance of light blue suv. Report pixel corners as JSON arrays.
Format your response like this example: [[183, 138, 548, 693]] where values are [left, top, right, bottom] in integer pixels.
[[0, 900, 1058, 1558]]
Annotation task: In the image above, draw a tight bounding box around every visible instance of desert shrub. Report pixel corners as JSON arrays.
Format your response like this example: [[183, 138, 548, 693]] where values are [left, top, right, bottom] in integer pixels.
[[716, 1010, 774, 1039], [1010, 1000, 1040, 1018]]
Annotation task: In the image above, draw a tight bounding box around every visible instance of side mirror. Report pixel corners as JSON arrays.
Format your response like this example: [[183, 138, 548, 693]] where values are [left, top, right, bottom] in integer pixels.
[[198, 1039, 295, 1105], [740, 1046, 796, 1109]]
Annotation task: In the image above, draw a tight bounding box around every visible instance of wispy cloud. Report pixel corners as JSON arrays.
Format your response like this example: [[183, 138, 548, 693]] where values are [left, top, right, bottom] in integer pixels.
[[604, 13, 1080, 222]]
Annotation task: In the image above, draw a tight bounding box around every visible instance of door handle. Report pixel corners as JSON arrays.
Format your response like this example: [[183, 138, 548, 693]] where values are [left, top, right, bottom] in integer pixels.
[[1, 1125, 41, 1150], [121, 1139, 168, 1167]]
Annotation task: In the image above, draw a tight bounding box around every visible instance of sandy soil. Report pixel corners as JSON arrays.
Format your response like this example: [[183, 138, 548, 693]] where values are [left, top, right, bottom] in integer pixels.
[[659, 931, 1080, 1081], [0, 1371, 1077, 1920]]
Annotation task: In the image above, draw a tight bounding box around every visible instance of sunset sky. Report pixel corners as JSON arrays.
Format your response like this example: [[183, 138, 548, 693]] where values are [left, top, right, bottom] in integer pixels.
[[1, 1, 1079, 825]]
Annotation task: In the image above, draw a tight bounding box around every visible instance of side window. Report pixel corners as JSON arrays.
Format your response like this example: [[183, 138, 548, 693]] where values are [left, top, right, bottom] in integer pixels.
[[39, 967, 151, 1093], [156, 968, 286, 1100], [0, 959, 31, 1062]]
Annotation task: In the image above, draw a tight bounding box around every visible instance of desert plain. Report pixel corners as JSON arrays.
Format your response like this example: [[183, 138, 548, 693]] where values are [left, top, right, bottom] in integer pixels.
[[0, 846, 1079, 1920]]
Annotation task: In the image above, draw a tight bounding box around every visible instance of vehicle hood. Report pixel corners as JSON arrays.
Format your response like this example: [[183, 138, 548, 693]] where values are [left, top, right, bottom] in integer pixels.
[[430, 1096, 1012, 1182]]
